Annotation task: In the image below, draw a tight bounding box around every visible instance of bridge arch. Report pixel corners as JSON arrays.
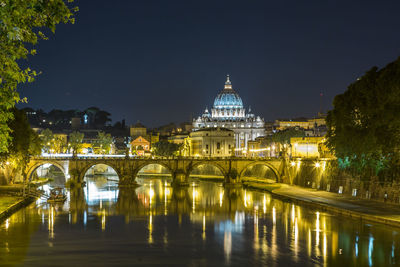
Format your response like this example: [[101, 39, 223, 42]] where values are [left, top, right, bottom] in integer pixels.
[[134, 162, 173, 177], [239, 161, 280, 182], [26, 161, 67, 183], [187, 161, 227, 179], [80, 162, 122, 182]]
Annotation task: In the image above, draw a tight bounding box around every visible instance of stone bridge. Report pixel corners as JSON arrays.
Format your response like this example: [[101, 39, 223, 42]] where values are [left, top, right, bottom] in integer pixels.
[[26, 156, 289, 186]]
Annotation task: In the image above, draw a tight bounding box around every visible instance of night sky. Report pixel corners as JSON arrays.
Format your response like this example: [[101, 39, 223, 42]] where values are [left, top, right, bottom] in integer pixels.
[[19, 0, 400, 127]]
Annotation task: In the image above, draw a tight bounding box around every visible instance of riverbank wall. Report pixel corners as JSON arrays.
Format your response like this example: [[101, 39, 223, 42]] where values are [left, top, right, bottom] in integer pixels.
[[0, 195, 36, 223], [287, 159, 400, 204]]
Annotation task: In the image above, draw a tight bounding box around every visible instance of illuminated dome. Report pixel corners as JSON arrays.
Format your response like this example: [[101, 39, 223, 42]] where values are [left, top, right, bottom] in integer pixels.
[[192, 74, 266, 154], [213, 75, 243, 109], [210, 75, 245, 120]]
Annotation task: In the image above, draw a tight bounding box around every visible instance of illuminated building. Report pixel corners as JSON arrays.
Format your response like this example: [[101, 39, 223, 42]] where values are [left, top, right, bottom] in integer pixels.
[[193, 75, 265, 154], [189, 127, 235, 157], [290, 136, 332, 158], [274, 117, 326, 131], [130, 136, 150, 156]]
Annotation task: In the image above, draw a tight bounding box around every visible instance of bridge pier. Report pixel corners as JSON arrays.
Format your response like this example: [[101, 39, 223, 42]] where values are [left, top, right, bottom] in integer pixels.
[[171, 169, 189, 187], [223, 168, 242, 187], [119, 174, 140, 188]]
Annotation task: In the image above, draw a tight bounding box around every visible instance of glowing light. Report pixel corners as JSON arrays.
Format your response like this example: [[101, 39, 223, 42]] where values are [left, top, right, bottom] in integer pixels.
[[355, 236, 359, 258], [263, 195, 266, 213], [148, 213, 153, 244], [202, 215, 206, 240], [323, 232, 327, 261], [5, 219, 9, 230], [192, 186, 197, 213], [219, 190, 224, 207], [315, 162, 321, 168], [272, 206, 276, 225], [368, 236, 374, 266], [291, 204, 295, 224], [315, 212, 320, 246], [49, 206, 55, 239], [101, 209, 106, 231], [224, 231, 232, 263], [290, 161, 296, 167], [149, 187, 155, 205]]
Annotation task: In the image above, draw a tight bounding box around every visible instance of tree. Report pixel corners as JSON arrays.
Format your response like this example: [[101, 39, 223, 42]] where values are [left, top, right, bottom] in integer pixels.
[[2, 108, 42, 183], [271, 128, 305, 156], [94, 131, 113, 154], [152, 141, 181, 157], [69, 131, 83, 156], [40, 129, 54, 153], [0, 0, 76, 153], [94, 110, 111, 127], [52, 135, 66, 154], [271, 128, 305, 145], [326, 57, 400, 181]]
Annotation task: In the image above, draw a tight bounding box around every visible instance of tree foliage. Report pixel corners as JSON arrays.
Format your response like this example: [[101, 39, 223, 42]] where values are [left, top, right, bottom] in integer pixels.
[[39, 128, 66, 153], [326, 57, 400, 180], [69, 131, 83, 155], [40, 128, 54, 153], [152, 141, 181, 157], [1, 108, 42, 183], [271, 128, 305, 145], [94, 131, 113, 154], [0, 0, 76, 153]]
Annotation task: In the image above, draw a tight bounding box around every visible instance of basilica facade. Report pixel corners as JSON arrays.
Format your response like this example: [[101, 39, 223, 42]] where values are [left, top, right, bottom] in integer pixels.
[[192, 75, 265, 154]]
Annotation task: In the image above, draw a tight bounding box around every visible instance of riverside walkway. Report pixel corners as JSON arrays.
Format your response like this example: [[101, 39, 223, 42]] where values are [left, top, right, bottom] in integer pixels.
[[270, 184, 400, 227]]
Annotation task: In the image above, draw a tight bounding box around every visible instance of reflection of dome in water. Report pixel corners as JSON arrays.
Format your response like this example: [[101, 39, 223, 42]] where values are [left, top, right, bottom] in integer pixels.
[[213, 75, 243, 109]]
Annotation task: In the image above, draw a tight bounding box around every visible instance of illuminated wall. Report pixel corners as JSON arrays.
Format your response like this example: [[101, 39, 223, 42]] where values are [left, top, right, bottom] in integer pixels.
[[290, 137, 325, 158]]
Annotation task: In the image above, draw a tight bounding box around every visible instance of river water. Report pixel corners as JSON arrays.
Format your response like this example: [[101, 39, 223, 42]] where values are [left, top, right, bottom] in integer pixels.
[[0, 175, 399, 266]]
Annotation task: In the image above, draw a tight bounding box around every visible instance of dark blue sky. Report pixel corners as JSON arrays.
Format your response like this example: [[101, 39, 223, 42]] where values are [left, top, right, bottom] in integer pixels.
[[19, 0, 400, 127]]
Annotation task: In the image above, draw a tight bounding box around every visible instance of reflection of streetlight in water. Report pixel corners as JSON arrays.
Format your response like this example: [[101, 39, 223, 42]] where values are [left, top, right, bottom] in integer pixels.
[[224, 231, 232, 263]]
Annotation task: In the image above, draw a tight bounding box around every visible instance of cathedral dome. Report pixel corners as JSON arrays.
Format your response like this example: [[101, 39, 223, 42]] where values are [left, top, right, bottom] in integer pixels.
[[213, 75, 243, 109]]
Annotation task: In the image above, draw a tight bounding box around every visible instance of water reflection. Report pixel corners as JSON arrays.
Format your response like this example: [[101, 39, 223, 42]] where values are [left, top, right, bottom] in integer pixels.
[[0, 176, 399, 266]]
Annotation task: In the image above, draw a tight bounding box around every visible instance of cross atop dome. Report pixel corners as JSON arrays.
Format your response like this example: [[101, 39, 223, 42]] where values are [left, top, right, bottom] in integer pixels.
[[224, 74, 232, 90]]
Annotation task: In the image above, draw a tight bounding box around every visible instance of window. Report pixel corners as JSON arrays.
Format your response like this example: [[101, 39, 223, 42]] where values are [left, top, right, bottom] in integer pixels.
[[217, 142, 220, 149], [206, 144, 209, 149]]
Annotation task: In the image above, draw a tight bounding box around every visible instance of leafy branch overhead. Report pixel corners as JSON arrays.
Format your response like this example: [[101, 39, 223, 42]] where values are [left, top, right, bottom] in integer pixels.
[[0, 0, 77, 152]]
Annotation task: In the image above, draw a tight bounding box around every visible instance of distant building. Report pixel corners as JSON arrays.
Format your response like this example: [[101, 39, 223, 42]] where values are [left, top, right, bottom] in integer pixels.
[[168, 133, 189, 145], [130, 122, 147, 137], [149, 132, 160, 147], [71, 117, 81, 129], [274, 117, 326, 131], [192, 75, 265, 154], [130, 136, 150, 156], [189, 127, 235, 157]]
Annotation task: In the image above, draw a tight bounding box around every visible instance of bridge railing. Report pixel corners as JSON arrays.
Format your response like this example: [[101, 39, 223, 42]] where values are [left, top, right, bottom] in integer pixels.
[[33, 154, 281, 161]]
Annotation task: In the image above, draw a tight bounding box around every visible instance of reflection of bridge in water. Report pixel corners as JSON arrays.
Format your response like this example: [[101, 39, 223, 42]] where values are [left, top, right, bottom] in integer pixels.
[[68, 180, 275, 223], [27, 157, 288, 186]]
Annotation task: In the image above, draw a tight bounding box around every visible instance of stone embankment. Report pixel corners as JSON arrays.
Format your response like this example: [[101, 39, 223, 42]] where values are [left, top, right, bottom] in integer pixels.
[[0, 186, 37, 223], [243, 180, 400, 228]]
